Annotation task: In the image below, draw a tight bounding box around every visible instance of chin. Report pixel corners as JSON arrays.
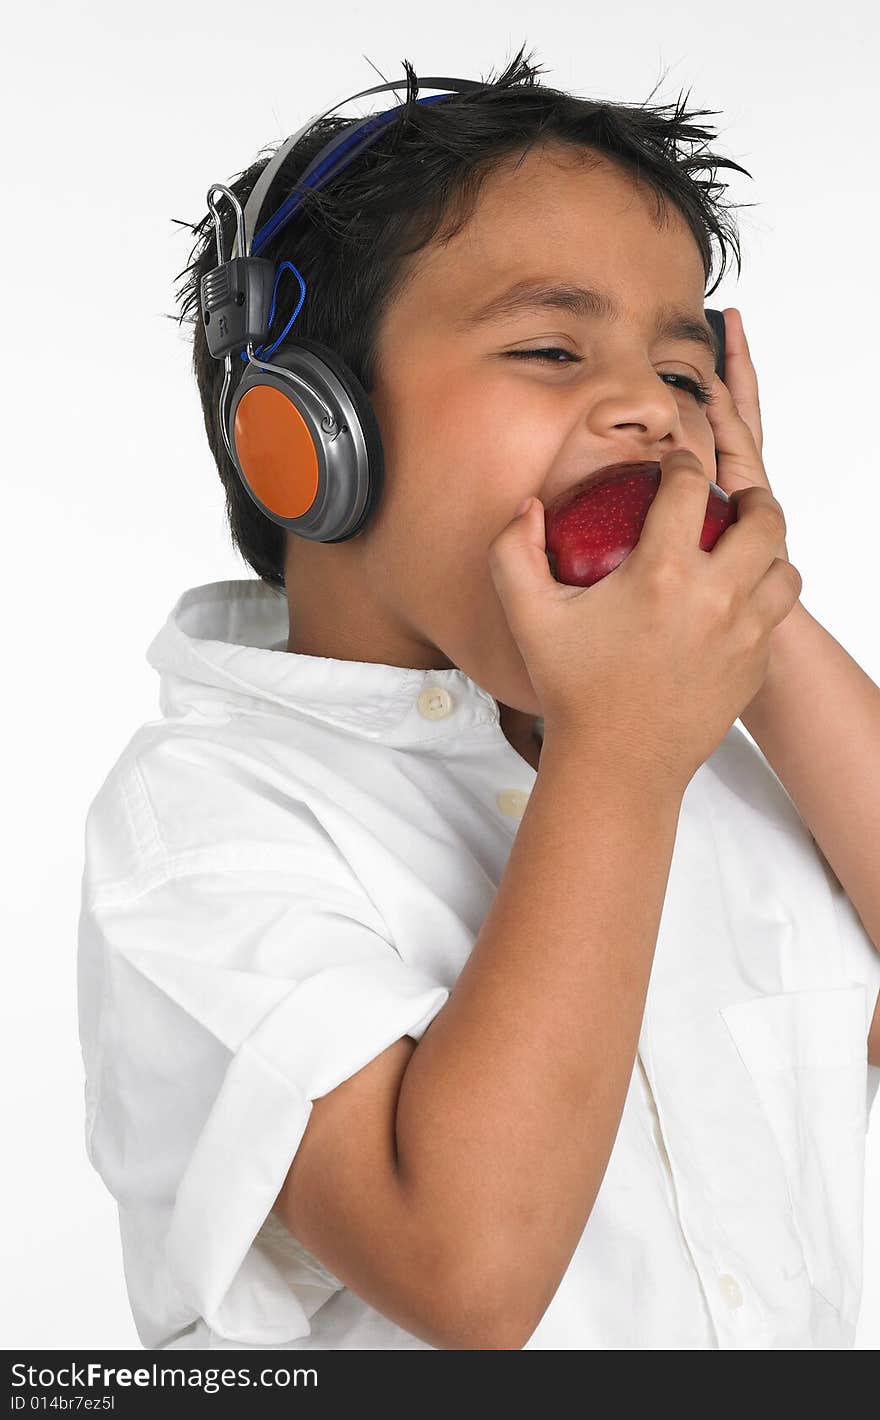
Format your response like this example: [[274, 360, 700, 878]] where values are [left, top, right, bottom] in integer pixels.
[[471, 661, 542, 720], [446, 612, 542, 717]]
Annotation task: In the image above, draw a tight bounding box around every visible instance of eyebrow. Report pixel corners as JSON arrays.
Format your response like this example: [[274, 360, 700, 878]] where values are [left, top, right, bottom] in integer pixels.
[[456, 279, 719, 364]]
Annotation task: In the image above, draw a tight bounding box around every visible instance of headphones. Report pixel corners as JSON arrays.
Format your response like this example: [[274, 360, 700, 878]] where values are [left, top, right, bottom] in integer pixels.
[[199, 76, 728, 545]]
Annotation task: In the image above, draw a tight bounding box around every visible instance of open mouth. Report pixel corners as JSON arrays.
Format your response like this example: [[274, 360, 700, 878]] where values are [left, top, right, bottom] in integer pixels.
[[549, 460, 662, 514], [576, 458, 661, 488]]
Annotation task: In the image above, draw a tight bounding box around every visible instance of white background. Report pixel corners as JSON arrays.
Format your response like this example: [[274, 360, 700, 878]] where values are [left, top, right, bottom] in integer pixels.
[[3, 0, 878, 1350]]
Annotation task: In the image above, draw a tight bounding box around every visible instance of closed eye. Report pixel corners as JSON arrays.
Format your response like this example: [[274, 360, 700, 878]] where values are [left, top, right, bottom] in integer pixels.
[[504, 347, 712, 405]]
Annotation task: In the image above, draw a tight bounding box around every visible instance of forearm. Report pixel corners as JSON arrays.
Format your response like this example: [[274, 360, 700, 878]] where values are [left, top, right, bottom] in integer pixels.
[[394, 725, 685, 1346], [740, 602, 880, 952]]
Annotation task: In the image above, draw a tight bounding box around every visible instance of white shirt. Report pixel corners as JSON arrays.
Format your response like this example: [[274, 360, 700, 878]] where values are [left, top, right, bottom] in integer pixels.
[[77, 578, 880, 1351]]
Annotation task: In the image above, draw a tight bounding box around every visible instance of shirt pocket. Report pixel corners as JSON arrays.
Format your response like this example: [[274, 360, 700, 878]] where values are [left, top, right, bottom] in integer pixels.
[[719, 984, 869, 1325]]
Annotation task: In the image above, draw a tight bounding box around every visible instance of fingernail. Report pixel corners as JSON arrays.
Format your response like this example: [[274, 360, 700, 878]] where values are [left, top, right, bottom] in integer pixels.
[[516, 497, 532, 518]]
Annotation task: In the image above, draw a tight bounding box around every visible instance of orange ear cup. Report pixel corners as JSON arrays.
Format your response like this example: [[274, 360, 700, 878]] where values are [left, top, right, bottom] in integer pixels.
[[233, 385, 320, 519]]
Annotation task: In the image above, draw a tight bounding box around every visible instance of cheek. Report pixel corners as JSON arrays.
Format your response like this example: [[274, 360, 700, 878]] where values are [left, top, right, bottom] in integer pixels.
[[395, 385, 551, 526]]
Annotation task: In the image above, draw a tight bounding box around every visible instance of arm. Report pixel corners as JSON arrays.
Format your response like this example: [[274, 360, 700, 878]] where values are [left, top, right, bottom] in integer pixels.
[[739, 602, 880, 1065], [870, 992, 880, 1070], [699, 308, 880, 1063], [274, 728, 684, 1348]]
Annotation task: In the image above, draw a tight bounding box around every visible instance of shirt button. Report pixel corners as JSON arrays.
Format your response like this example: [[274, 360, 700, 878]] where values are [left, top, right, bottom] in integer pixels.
[[496, 788, 530, 819], [718, 1273, 744, 1309], [417, 686, 454, 720]]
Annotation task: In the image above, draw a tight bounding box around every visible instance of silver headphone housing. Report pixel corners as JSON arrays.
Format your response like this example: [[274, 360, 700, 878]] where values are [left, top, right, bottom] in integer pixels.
[[227, 346, 372, 540]]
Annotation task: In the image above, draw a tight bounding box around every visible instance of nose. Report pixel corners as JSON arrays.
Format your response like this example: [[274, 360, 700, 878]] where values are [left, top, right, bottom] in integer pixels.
[[583, 360, 685, 443]]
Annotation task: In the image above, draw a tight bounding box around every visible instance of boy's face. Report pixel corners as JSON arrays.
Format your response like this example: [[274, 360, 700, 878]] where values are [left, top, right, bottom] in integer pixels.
[[285, 143, 719, 742]]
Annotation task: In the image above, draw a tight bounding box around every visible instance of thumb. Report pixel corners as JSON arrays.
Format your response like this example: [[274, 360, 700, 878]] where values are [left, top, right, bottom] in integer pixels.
[[487, 496, 556, 627]]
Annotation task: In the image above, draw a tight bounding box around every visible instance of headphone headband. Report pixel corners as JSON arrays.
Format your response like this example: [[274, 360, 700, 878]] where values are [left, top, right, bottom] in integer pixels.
[[232, 76, 488, 262]]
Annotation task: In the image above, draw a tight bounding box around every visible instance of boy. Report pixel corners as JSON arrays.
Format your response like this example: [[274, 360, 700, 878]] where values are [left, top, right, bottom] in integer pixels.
[[77, 49, 880, 1349]]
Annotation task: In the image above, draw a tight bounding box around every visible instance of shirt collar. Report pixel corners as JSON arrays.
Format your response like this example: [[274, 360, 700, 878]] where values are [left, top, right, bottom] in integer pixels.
[[145, 579, 509, 747]]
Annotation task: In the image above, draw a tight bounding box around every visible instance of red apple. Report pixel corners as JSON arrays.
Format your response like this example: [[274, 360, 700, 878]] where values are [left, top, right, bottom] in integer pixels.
[[545, 460, 736, 587]]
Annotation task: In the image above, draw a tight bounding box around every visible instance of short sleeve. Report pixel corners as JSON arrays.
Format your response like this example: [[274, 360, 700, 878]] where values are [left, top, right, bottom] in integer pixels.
[[77, 851, 451, 1348]]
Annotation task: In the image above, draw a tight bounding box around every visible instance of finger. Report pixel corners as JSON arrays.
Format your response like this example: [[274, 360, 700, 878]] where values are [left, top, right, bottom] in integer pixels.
[[720, 307, 763, 451], [487, 497, 559, 631], [638, 449, 718, 557], [710, 484, 788, 581], [704, 370, 766, 494]]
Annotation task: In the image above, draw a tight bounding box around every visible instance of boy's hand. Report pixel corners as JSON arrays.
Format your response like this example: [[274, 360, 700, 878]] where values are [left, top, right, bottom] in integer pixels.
[[706, 307, 791, 565]]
